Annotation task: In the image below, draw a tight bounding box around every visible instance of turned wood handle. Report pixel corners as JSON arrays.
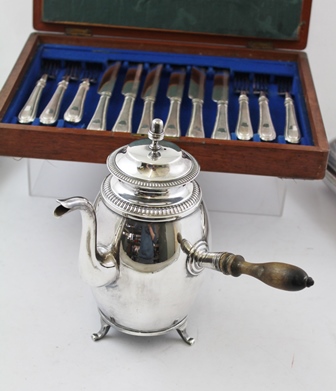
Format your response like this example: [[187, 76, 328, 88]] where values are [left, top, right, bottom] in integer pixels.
[[219, 253, 314, 291]]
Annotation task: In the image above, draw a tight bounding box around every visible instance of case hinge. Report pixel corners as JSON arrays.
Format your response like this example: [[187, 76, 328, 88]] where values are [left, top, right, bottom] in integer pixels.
[[247, 41, 275, 50], [65, 27, 92, 37]]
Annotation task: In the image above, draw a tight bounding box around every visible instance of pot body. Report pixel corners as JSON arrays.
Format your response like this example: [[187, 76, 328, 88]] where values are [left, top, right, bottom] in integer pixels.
[[92, 191, 209, 334]]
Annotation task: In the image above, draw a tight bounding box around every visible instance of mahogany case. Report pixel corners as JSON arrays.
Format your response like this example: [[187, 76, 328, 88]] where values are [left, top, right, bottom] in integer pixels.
[[0, 0, 328, 179]]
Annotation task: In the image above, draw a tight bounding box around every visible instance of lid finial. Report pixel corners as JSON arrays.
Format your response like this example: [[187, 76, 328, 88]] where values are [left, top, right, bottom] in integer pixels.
[[148, 118, 164, 159]]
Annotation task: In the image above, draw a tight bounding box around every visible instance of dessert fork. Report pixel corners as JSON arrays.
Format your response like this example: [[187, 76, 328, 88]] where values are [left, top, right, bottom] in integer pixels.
[[40, 61, 80, 125], [234, 73, 253, 140], [18, 60, 59, 124], [253, 74, 276, 141], [277, 76, 301, 144], [64, 63, 100, 123]]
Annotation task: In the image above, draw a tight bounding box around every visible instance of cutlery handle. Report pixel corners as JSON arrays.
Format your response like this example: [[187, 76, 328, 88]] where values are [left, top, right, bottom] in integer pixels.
[[163, 99, 181, 137], [284, 93, 301, 144], [87, 93, 110, 131], [40, 79, 68, 125], [137, 99, 154, 134], [211, 101, 230, 140], [18, 74, 48, 123], [186, 99, 205, 138], [258, 94, 276, 142], [112, 95, 135, 132], [235, 93, 253, 140], [64, 79, 90, 123]]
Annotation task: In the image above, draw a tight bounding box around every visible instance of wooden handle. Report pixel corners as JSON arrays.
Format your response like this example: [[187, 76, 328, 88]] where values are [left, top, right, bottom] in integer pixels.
[[219, 253, 314, 291]]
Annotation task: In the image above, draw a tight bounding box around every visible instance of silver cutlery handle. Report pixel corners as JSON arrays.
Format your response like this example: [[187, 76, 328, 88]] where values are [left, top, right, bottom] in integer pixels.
[[18, 75, 48, 124], [235, 93, 253, 140], [87, 93, 110, 131], [186, 99, 205, 138], [137, 99, 154, 134], [112, 95, 135, 133], [284, 93, 301, 144], [64, 80, 90, 123], [163, 99, 181, 137], [211, 101, 230, 140], [258, 94, 276, 142], [40, 79, 68, 125]]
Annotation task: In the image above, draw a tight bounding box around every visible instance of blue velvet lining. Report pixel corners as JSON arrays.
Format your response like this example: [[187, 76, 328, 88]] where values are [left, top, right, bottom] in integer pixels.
[[3, 43, 313, 145]]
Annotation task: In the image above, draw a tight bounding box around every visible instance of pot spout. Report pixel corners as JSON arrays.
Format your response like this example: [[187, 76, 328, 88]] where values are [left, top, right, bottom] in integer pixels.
[[54, 197, 118, 287]]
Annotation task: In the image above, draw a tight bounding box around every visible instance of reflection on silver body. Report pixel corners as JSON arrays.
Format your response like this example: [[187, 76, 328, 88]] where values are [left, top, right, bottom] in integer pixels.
[[92, 197, 208, 336], [55, 187, 208, 344], [54, 118, 314, 345]]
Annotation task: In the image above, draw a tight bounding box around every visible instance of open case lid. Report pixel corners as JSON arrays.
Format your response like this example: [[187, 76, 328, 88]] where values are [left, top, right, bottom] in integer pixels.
[[33, 0, 312, 50]]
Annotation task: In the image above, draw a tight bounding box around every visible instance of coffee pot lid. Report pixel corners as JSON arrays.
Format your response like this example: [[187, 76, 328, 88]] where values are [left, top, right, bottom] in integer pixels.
[[106, 119, 200, 189], [102, 119, 202, 220]]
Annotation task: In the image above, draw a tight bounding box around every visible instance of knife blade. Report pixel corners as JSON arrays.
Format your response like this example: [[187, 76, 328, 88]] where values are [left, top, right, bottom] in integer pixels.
[[163, 68, 186, 137], [211, 70, 231, 140], [137, 64, 163, 134], [186, 67, 206, 138], [112, 63, 143, 132], [87, 61, 121, 131]]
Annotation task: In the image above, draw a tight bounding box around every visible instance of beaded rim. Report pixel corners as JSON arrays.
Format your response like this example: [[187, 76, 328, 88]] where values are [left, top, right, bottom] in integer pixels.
[[101, 175, 202, 220], [106, 147, 200, 189]]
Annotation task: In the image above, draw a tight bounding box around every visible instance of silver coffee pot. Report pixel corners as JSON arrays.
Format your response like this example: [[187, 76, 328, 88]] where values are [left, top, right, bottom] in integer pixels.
[[54, 119, 313, 345]]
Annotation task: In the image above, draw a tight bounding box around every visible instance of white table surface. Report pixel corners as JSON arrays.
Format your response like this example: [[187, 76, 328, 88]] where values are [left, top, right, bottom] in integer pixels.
[[1, 2, 336, 391]]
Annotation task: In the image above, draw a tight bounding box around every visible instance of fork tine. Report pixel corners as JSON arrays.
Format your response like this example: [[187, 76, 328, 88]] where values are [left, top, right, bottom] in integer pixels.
[[253, 74, 270, 94], [47, 61, 60, 79], [64, 61, 81, 81], [33, 59, 60, 81], [277, 76, 292, 95], [235, 72, 250, 94], [82, 63, 101, 83]]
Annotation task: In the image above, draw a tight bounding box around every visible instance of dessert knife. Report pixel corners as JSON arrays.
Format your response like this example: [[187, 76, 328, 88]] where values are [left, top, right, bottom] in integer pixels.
[[163, 68, 186, 137], [112, 63, 143, 133], [87, 61, 121, 131], [186, 67, 206, 138], [137, 64, 163, 134], [211, 70, 231, 140]]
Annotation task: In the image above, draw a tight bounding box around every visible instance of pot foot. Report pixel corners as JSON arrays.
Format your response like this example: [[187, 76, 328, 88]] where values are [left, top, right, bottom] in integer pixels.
[[176, 320, 195, 345], [92, 316, 111, 341]]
